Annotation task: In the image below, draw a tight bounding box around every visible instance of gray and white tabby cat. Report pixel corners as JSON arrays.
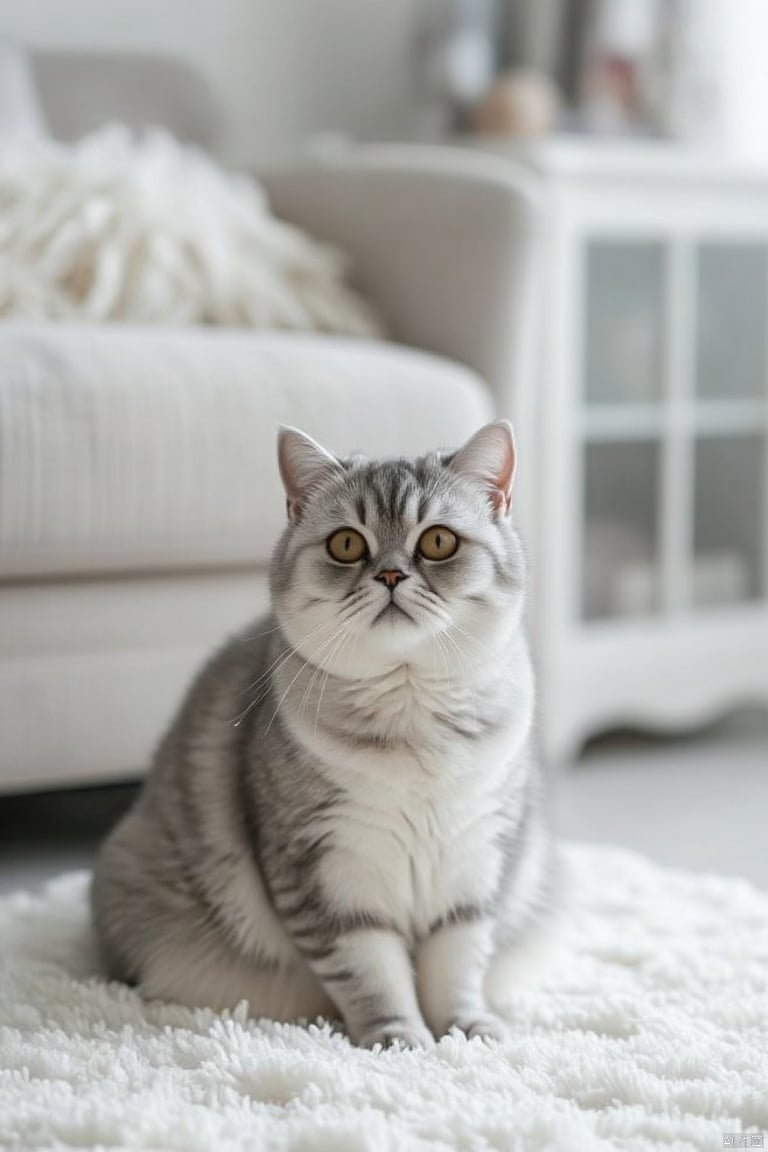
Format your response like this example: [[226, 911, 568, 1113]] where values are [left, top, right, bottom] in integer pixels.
[[92, 419, 560, 1048]]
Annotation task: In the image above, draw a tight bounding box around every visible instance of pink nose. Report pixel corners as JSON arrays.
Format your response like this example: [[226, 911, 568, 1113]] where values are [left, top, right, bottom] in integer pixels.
[[376, 569, 407, 590]]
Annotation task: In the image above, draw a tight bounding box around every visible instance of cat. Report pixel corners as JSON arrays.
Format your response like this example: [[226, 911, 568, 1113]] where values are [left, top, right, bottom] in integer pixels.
[[92, 419, 560, 1048]]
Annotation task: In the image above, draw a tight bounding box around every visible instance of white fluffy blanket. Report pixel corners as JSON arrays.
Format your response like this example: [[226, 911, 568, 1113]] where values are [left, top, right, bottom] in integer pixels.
[[1, 843, 766, 1151], [0, 127, 382, 336]]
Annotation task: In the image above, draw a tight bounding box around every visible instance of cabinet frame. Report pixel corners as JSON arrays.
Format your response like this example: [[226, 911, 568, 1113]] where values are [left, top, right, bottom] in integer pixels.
[[519, 153, 768, 761]]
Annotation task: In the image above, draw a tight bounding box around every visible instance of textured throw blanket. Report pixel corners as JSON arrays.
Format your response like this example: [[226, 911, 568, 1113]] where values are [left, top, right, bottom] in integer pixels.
[[0, 127, 382, 336]]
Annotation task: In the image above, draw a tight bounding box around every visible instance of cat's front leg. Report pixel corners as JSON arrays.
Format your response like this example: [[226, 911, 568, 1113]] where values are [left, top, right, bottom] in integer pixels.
[[416, 916, 508, 1041], [302, 925, 433, 1049]]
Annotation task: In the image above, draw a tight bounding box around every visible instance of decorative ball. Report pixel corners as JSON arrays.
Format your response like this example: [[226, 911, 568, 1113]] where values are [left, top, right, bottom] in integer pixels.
[[471, 70, 560, 139]]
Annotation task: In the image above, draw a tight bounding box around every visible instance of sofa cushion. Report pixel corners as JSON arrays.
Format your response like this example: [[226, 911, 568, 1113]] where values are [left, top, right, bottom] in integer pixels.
[[0, 324, 493, 579]]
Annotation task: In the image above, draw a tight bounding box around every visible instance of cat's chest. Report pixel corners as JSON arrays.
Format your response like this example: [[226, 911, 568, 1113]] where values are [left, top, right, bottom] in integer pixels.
[[320, 766, 506, 936], [283, 661, 519, 931], [335, 664, 493, 752]]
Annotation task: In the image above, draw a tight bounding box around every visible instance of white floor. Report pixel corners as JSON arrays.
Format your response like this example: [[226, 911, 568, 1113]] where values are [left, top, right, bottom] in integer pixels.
[[1, 713, 767, 897], [554, 712, 768, 889]]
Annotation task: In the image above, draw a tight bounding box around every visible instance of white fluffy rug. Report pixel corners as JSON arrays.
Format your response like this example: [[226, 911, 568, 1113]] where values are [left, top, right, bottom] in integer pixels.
[[1, 843, 766, 1152], [0, 127, 381, 336]]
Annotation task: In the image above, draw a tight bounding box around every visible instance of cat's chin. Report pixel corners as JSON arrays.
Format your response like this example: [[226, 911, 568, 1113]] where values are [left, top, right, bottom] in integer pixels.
[[371, 602, 415, 626], [338, 619, 435, 673]]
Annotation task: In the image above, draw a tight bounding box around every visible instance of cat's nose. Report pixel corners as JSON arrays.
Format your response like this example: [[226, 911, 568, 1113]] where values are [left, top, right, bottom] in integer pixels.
[[375, 569, 408, 590]]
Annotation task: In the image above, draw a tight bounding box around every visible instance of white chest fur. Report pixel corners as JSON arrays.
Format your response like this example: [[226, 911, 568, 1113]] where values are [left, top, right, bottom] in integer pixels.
[[279, 661, 528, 939], [318, 767, 508, 938]]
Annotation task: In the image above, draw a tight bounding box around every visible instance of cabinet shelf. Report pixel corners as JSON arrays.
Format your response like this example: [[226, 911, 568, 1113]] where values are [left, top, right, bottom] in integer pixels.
[[581, 400, 767, 442], [580, 406, 663, 440], [692, 400, 767, 435]]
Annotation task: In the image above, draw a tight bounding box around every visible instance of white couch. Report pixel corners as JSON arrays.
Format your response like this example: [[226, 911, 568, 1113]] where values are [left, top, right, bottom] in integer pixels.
[[0, 59, 539, 794]]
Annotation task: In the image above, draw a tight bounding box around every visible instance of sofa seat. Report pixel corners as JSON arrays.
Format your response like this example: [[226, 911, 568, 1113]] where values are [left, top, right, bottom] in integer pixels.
[[0, 324, 493, 581]]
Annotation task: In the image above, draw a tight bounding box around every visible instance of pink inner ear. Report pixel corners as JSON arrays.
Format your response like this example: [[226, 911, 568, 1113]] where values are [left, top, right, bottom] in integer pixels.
[[278, 427, 341, 522], [490, 488, 509, 515], [449, 421, 516, 514], [495, 441, 515, 504]]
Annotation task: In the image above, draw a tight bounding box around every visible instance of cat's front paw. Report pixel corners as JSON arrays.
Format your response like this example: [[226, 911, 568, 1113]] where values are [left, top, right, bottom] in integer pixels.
[[358, 1021, 434, 1050], [449, 1012, 509, 1043]]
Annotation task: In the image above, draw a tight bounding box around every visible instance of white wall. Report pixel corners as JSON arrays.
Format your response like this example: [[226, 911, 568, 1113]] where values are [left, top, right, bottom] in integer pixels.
[[0, 0, 421, 163]]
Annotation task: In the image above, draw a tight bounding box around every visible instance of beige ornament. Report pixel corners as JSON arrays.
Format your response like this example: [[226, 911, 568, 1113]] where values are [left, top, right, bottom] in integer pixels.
[[471, 70, 559, 139]]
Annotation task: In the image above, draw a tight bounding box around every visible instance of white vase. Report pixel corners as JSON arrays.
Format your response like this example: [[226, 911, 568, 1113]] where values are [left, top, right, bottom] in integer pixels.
[[665, 0, 768, 162]]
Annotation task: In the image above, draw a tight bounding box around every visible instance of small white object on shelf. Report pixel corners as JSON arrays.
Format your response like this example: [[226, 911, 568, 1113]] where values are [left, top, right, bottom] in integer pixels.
[[691, 552, 750, 607], [608, 550, 749, 618]]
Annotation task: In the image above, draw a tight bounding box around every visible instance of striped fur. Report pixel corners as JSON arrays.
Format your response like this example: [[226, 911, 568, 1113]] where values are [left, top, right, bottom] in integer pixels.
[[92, 422, 560, 1048]]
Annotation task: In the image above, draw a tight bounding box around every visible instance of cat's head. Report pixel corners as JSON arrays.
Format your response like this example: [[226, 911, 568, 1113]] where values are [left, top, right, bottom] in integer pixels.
[[270, 421, 525, 677]]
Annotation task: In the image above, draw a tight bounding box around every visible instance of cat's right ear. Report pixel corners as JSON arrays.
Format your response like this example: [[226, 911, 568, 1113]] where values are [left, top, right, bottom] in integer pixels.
[[277, 426, 342, 523]]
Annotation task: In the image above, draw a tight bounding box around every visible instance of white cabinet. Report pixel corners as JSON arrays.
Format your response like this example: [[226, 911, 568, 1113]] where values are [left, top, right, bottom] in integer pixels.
[[477, 141, 768, 762]]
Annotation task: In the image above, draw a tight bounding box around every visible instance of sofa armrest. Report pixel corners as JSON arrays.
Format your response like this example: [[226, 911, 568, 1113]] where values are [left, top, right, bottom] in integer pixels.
[[260, 145, 542, 420]]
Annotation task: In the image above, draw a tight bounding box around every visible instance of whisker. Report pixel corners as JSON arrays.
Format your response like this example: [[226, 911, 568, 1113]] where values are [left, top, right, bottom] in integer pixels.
[[298, 657, 326, 723], [448, 620, 492, 659], [237, 617, 337, 700], [263, 625, 349, 737], [314, 627, 354, 741], [409, 586, 452, 628], [299, 595, 372, 722], [298, 624, 350, 721], [430, 630, 453, 684], [263, 593, 368, 735], [235, 622, 285, 642], [232, 618, 341, 725], [438, 628, 480, 729], [234, 604, 310, 643]]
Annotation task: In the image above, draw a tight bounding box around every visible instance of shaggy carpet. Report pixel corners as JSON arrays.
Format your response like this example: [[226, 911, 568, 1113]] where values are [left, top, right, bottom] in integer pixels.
[[1, 843, 766, 1152]]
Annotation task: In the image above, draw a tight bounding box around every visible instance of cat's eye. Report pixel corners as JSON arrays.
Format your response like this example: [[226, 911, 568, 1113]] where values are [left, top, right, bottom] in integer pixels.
[[327, 528, 367, 563], [418, 526, 459, 561]]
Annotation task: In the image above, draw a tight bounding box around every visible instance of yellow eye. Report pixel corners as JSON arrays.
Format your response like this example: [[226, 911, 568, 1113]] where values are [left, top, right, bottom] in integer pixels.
[[418, 526, 459, 561], [327, 528, 367, 563]]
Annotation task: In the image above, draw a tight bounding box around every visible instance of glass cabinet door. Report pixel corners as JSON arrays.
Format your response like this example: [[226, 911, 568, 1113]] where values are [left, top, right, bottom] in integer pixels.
[[696, 244, 767, 400], [693, 243, 767, 608], [581, 239, 666, 620], [578, 232, 767, 625], [582, 440, 660, 620], [584, 241, 666, 406], [692, 435, 764, 607]]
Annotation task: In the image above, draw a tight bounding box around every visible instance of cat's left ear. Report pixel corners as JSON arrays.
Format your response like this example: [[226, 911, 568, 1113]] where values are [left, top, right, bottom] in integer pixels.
[[448, 419, 516, 518], [278, 426, 342, 523]]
